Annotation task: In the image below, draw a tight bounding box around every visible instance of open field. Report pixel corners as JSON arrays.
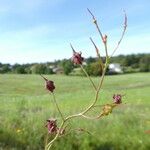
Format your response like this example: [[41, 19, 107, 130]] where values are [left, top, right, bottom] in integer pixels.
[[0, 73, 150, 150]]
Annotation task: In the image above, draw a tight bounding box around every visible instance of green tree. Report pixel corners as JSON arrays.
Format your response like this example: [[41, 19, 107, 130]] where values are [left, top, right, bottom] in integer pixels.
[[31, 64, 48, 74], [12, 64, 26, 74], [0, 64, 11, 73], [139, 55, 150, 72], [61, 59, 74, 75], [86, 57, 96, 64], [85, 61, 102, 76]]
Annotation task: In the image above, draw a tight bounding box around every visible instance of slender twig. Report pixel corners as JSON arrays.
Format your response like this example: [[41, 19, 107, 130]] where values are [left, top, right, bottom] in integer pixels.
[[45, 132, 49, 150], [104, 40, 109, 59], [70, 43, 97, 91], [87, 8, 109, 59], [70, 43, 75, 53], [40, 74, 48, 81], [110, 11, 127, 57], [46, 9, 127, 150], [69, 29, 107, 116], [46, 63, 107, 149], [81, 65, 108, 115], [51, 93, 64, 121], [46, 121, 65, 150], [90, 37, 104, 68], [46, 113, 82, 149], [80, 64, 97, 91], [87, 8, 103, 40], [81, 112, 103, 120], [89, 37, 101, 57]]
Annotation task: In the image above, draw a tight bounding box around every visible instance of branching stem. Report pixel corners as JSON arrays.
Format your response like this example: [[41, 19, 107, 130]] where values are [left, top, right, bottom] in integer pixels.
[[80, 64, 97, 91], [52, 93, 64, 121], [45, 9, 126, 150]]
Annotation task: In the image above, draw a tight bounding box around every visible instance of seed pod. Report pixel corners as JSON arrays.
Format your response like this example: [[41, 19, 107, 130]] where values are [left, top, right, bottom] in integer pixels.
[[71, 50, 84, 65], [113, 94, 122, 104], [40, 75, 55, 92], [102, 104, 113, 116], [45, 118, 57, 134]]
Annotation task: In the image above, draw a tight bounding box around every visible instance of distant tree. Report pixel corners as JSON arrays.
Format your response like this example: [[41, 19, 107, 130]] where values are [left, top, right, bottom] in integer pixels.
[[12, 64, 26, 74], [122, 55, 134, 66], [0, 64, 11, 73], [24, 66, 32, 74], [86, 57, 96, 64], [31, 64, 48, 74], [30, 64, 53, 74], [46, 68, 54, 74], [60, 59, 74, 75], [139, 55, 150, 72], [16, 66, 26, 74], [85, 61, 102, 76]]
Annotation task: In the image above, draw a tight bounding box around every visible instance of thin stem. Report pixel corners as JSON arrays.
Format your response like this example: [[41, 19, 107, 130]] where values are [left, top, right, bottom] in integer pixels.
[[45, 133, 49, 150], [51, 93, 64, 121], [87, 8, 103, 40], [110, 11, 127, 57], [70, 42, 97, 91], [46, 113, 82, 149], [46, 110, 103, 149], [87, 9, 109, 58], [46, 61, 108, 149], [81, 63, 108, 115], [90, 37, 104, 68], [81, 113, 103, 120], [104, 42, 109, 59], [65, 113, 82, 121], [46, 9, 125, 150], [80, 64, 97, 91], [46, 121, 65, 150]]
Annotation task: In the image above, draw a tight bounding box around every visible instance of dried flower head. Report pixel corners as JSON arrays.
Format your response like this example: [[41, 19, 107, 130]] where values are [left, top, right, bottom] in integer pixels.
[[45, 118, 58, 134], [46, 80, 55, 92], [70, 44, 84, 65], [113, 94, 122, 104], [40, 75, 55, 92], [71, 51, 84, 65]]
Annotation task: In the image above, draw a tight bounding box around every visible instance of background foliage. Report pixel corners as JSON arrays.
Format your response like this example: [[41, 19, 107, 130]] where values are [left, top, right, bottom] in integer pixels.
[[0, 53, 150, 75]]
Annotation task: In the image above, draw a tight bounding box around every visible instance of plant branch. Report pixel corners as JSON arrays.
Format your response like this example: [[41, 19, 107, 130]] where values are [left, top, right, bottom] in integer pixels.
[[90, 37, 104, 68], [45, 9, 127, 150], [110, 11, 127, 57], [46, 112, 82, 149], [81, 65, 107, 115], [80, 64, 97, 91], [51, 93, 64, 121], [81, 112, 103, 120], [46, 121, 65, 150], [87, 8, 103, 40], [87, 8, 109, 59], [70, 43, 97, 91]]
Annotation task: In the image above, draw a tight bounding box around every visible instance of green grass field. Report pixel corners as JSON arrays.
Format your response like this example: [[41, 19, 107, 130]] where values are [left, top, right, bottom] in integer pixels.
[[0, 73, 150, 150]]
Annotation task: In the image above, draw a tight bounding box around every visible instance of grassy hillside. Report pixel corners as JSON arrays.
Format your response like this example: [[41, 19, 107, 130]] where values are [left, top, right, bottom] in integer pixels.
[[0, 73, 150, 150]]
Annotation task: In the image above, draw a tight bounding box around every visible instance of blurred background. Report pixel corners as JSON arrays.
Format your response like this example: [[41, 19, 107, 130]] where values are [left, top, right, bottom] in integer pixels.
[[0, 0, 150, 150]]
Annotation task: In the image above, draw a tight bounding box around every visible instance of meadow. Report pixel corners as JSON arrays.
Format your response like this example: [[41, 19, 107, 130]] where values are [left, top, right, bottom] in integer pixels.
[[0, 73, 150, 150]]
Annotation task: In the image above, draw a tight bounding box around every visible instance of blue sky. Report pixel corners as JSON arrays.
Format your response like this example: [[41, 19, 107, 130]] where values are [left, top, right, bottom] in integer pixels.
[[0, 0, 150, 64]]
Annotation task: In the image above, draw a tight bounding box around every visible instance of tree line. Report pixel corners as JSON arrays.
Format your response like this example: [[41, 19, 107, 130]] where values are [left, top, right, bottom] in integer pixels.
[[0, 53, 149, 75]]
